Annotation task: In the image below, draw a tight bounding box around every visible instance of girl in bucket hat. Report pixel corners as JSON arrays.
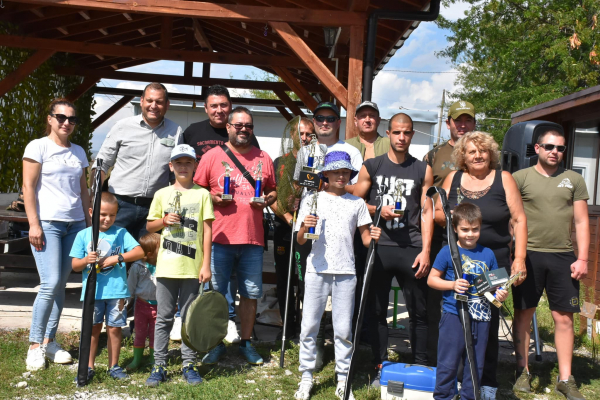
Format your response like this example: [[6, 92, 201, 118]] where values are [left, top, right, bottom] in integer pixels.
[[294, 151, 381, 400]]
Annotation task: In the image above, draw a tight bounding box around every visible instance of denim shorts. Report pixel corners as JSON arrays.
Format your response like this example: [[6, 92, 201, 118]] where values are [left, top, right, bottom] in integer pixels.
[[211, 243, 263, 300], [93, 298, 127, 327]]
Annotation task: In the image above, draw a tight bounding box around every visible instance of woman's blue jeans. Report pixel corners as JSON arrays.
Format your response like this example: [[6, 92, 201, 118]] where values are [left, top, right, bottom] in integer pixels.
[[29, 220, 86, 343]]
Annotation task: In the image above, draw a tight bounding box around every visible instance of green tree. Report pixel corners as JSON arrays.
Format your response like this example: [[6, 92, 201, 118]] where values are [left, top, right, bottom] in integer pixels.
[[240, 71, 300, 101], [438, 0, 600, 143]]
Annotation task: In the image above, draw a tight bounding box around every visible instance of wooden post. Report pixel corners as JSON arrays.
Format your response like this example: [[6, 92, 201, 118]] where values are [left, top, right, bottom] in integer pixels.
[[274, 89, 305, 117], [161, 17, 173, 48], [0, 49, 55, 97], [345, 25, 364, 140], [271, 21, 349, 109], [92, 96, 134, 130], [201, 62, 211, 98], [66, 77, 99, 102]]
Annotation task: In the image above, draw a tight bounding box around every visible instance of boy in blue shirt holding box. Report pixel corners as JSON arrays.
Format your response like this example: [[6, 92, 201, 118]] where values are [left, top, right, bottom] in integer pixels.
[[71, 192, 145, 381], [428, 203, 507, 400]]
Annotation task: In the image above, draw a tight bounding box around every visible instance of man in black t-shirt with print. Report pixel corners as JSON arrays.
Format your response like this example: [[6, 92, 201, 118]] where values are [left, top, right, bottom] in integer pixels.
[[182, 85, 259, 163], [354, 113, 434, 386]]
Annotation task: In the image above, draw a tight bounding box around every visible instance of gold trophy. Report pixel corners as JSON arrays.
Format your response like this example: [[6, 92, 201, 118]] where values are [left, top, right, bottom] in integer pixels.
[[392, 182, 405, 216], [167, 190, 182, 227], [222, 161, 233, 200], [250, 161, 265, 203], [303, 191, 320, 240], [485, 272, 521, 308]]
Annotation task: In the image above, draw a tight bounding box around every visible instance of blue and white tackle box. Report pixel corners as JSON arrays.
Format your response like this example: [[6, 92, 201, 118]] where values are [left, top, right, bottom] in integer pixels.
[[380, 361, 437, 400]]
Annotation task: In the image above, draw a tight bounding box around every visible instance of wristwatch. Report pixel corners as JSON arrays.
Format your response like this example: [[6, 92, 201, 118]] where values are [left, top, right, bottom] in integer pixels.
[[117, 254, 125, 264]]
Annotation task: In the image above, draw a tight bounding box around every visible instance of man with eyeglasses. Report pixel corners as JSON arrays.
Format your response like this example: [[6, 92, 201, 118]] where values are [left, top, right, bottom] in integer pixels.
[[511, 129, 589, 400], [194, 106, 277, 366], [94, 82, 182, 239], [346, 101, 390, 161], [293, 102, 363, 191]]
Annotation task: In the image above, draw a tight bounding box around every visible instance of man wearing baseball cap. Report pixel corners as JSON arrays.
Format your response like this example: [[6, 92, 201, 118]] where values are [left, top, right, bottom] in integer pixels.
[[346, 101, 390, 162], [422, 100, 476, 365]]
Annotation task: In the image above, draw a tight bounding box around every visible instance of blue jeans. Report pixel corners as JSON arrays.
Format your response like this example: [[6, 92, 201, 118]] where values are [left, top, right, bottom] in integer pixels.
[[29, 220, 86, 343], [93, 298, 127, 327], [114, 197, 149, 240], [211, 243, 263, 300]]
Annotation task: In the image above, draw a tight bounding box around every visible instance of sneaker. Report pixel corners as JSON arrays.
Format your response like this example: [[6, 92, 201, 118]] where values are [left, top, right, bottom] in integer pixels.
[[26, 345, 46, 371], [480, 386, 497, 400], [556, 376, 585, 400], [145, 365, 168, 387], [294, 381, 313, 399], [224, 320, 241, 344], [239, 342, 264, 365], [201, 343, 227, 365], [335, 381, 355, 400], [370, 367, 382, 388], [108, 365, 129, 380], [73, 367, 95, 385], [170, 316, 182, 341], [45, 341, 73, 364], [513, 369, 532, 393], [182, 363, 203, 385]]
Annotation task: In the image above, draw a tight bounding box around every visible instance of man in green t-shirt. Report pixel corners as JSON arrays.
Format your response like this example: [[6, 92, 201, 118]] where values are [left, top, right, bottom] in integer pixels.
[[422, 100, 476, 363], [511, 129, 589, 400], [345, 101, 390, 162]]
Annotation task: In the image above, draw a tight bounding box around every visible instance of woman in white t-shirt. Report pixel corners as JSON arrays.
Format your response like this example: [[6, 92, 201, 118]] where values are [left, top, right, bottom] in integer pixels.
[[22, 99, 90, 371]]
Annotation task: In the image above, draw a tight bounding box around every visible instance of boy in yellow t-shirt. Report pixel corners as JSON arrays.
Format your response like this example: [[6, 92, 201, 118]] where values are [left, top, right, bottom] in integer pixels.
[[144, 144, 215, 387]]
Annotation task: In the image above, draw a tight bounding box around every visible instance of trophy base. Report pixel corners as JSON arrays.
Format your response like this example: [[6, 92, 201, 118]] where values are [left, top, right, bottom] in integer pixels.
[[251, 197, 265, 203], [393, 209, 404, 216], [304, 233, 320, 240], [302, 166, 316, 173], [222, 194, 233, 200], [484, 292, 502, 308], [454, 293, 468, 302]]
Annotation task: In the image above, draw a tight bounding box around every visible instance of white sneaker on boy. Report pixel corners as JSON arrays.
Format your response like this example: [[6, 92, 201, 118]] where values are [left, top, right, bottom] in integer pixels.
[[294, 380, 313, 399], [224, 319, 240, 344], [335, 381, 355, 400], [45, 341, 72, 364]]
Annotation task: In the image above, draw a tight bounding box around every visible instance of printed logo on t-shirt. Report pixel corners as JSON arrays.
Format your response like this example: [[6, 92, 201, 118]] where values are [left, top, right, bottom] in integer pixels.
[[48, 155, 82, 168], [558, 178, 573, 189], [163, 201, 200, 260], [86, 239, 123, 275], [374, 175, 415, 230], [461, 254, 492, 321]]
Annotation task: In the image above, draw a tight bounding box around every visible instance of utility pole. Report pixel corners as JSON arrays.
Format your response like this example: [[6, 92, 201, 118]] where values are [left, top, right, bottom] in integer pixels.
[[436, 89, 446, 146]]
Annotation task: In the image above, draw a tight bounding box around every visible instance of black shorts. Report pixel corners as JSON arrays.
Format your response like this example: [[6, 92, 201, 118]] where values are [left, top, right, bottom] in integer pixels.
[[512, 250, 580, 313]]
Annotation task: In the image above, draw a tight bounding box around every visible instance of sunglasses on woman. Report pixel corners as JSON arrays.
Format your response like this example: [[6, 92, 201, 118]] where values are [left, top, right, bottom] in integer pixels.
[[314, 115, 339, 123], [50, 113, 78, 125], [539, 143, 566, 153]]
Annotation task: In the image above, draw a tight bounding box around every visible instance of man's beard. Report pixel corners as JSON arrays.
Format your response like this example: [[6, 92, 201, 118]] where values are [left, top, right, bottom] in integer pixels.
[[231, 134, 251, 147]]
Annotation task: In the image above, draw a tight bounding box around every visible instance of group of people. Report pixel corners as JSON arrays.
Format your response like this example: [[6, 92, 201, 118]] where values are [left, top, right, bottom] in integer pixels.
[[20, 81, 589, 400]]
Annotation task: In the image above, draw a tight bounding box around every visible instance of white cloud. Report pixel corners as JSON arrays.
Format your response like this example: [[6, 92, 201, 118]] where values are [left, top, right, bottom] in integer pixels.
[[441, 1, 472, 21]]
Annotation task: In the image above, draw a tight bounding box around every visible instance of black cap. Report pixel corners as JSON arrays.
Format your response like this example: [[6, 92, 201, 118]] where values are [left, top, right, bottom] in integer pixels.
[[313, 101, 340, 118]]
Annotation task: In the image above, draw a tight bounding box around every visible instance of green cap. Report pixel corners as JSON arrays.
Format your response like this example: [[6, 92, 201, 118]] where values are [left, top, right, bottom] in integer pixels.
[[447, 101, 475, 119]]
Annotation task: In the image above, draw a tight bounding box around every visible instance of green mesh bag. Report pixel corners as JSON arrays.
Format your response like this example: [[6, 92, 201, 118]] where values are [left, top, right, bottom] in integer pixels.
[[181, 282, 228, 353]]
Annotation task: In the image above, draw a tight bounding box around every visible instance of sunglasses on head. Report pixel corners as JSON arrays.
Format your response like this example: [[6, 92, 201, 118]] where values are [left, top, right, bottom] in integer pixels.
[[229, 123, 254, 131], [314, 115, 338, 123], [539, 143, 566, 153], [50, 113, 78, 125]]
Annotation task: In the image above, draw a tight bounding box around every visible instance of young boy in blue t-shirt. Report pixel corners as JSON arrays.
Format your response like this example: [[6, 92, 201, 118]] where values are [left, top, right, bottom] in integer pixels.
[[71, 192, 144, 381], [428, 203, 508, 400]]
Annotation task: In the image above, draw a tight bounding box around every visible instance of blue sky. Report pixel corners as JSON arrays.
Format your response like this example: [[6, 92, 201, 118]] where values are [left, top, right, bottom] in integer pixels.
[[91, 2, 470, 152]]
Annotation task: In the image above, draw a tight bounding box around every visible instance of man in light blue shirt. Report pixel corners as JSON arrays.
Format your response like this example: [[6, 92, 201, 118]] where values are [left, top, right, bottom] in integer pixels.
[[93, 83, 182, 239]]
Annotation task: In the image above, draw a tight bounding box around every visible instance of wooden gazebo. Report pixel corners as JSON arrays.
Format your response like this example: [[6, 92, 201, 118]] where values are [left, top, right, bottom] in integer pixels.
[[0, 0, 437, 137]]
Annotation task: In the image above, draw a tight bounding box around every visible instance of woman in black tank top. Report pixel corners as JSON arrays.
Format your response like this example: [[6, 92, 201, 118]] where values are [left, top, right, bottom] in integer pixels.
[[435, 132, 528, 393]]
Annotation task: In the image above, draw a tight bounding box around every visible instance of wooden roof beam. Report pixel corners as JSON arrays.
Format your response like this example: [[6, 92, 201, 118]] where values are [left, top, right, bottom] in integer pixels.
[[272, 66, 319, 111], [345, 24, 364, 139], [0, 34, 325, 68], [275, 106, 293, 122], [92, 95, 134, 130], [275, 89, 306, 117], [192, 19, 213, 51], [271, 21, 348, 109], [0, 49, 55, 97], [16, 0, 367, 26], [63, 16, 160, 42], [66, 76, 99, 102], [161, 17, 173, 48]]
